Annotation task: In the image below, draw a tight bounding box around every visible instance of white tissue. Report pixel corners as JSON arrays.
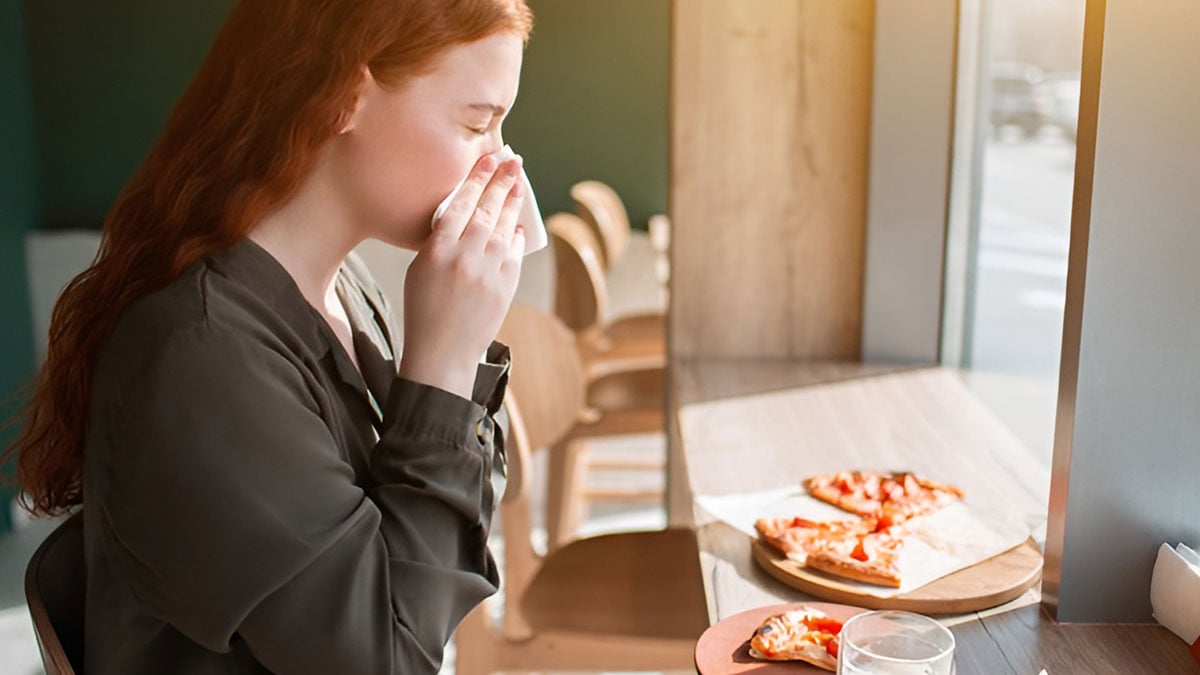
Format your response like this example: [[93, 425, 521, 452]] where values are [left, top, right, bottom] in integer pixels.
[[1150, 542, 1200, 645], [431, 144, 548, 255]]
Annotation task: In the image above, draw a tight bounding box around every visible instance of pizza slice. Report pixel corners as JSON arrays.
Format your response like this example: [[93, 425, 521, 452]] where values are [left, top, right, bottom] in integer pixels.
[[804, 529, 905, 588], [755, 516, 872, 564], [805, 470, 965, 525], [748, 606, 844, 670]]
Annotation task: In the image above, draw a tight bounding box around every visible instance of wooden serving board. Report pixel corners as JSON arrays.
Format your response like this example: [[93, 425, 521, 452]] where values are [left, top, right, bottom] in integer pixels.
[[751, 538, 1043, 615]]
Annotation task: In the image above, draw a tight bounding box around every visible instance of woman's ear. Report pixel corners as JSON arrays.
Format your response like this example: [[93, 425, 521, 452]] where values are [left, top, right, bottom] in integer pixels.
[[338, 65, 374, 135]]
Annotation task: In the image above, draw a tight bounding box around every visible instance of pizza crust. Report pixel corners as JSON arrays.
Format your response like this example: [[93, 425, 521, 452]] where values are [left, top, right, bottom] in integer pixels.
[[748, 642, 837, 671]]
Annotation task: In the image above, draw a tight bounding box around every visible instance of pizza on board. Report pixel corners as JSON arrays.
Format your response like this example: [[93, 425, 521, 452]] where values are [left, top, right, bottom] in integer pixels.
[[756, 471, 967, 587], [754, 516, 872, 564], [805, 470, 965, 526], [756, 515, 906, 588], [804, 527, 905, 588]]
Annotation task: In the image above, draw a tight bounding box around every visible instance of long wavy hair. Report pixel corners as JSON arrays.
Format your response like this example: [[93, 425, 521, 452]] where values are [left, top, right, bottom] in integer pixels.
[[5, 0, 534, 516]]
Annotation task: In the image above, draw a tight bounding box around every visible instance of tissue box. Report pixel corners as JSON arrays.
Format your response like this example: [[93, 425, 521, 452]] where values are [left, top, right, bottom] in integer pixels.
[[1150, 542, 1200, 662]]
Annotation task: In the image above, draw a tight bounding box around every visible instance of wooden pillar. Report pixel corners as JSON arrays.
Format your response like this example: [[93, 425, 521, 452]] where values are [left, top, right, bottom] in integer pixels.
[[667, 0, 874, 523], [668, 0, 874, 360]]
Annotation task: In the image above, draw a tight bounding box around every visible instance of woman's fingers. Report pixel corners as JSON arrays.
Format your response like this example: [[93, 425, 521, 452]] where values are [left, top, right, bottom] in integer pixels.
[[431, 154, 500, 243], [459, 158, 522, 252], [502, 225, 526, 278], [485, 178, 525, 260]]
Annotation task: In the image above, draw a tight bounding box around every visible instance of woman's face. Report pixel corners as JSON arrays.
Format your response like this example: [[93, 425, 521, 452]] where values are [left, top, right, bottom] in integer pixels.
[[330, 31, 525, 249]]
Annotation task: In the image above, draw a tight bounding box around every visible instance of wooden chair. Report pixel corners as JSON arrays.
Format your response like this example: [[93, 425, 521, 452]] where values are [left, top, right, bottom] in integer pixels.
[[549, 211, 666, 357], [453, 303, 708, 674], [572, 180, 671, 303], [570, 180, 632, 272], [545, 213, 669, 548], [25, 511, 85, 675]]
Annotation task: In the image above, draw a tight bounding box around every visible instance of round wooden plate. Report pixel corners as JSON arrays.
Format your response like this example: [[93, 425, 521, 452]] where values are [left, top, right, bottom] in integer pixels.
[[695, 601, 866, 674], [752, 538, 1043, 615]]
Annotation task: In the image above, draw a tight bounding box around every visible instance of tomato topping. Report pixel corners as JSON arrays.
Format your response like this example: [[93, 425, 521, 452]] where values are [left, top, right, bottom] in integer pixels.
[[851, 537, 870, 562], [809, 617, 844, 635], [826, 638, 840, 657]]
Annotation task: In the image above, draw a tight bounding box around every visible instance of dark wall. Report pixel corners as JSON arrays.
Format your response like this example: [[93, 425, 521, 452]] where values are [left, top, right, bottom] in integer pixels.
[[23, 0, 237, 230], [507, 0, 669, 229], [21, 0, 669, 231], [1, 1, 38, 532]]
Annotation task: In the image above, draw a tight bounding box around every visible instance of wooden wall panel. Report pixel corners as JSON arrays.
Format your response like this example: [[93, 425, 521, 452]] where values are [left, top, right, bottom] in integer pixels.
[[669, 0, 874, 359]]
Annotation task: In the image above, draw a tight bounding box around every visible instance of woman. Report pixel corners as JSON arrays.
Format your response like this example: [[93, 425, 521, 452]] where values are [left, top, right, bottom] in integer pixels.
[[6, 0, 534, 672]]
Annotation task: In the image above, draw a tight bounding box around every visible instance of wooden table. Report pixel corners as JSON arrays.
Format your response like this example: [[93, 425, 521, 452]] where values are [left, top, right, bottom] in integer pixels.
[[669, 359, 1199, 674]]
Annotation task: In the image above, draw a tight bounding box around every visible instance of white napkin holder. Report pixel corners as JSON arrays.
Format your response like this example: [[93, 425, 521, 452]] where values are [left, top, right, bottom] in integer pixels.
[[1149, 542, 1200, 662]]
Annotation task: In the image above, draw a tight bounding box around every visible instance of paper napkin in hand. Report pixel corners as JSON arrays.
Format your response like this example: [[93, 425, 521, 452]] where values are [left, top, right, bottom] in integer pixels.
[[431, 145, 548, 255], [1150, 542, 1200, 650]]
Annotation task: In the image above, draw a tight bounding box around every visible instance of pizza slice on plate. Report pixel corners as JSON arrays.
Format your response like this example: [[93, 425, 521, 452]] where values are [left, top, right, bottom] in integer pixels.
[[748, 606, 844, 670]]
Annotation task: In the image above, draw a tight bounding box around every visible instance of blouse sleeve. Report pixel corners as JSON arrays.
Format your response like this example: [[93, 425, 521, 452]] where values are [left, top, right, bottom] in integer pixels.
[[98, 323, 508, 674]]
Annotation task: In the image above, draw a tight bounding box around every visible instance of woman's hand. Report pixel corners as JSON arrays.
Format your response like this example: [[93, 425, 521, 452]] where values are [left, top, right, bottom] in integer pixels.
[[399, 154, 526, 400]]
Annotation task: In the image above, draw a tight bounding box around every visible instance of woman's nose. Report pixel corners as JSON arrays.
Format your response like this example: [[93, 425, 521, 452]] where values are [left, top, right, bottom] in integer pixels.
[[487, 130, 504, 156]]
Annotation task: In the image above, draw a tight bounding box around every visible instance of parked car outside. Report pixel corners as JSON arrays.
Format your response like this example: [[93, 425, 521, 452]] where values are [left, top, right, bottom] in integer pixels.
[[1039, 72, 1082, 141], [989, 61, 1053, 139]]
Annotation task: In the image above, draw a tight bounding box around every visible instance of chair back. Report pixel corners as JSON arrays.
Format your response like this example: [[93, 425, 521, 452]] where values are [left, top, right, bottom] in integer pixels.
[[570, 180, 631, 270], [493, 302, 589, 638], [25, 511, 85, 675], [496, 302, 587, 499], [547, 213, 609, 340]]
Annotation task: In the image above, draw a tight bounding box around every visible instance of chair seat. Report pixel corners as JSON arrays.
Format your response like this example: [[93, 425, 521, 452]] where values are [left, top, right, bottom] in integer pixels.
[[578, 332, 665, 382], [571, 408, 664, 440], [607, 312, 665, 343], [520, 528, 709, 641], [587, 367, 664, 412]]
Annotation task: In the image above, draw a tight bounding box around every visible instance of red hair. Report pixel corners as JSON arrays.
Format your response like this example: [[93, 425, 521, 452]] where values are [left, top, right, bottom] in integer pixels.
[[6, 0, 534, 516]]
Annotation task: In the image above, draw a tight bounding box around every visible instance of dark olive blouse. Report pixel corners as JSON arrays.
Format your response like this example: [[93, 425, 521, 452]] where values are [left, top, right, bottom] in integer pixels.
[[80, 238, 509, 674]]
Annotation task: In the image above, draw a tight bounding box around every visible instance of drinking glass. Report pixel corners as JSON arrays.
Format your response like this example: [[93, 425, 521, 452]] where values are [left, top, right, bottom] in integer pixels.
[[837, 610, 955, 674]]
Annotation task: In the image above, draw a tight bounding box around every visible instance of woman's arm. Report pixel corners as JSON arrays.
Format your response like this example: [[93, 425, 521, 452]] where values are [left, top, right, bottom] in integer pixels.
[[99, 324, 505, 673]]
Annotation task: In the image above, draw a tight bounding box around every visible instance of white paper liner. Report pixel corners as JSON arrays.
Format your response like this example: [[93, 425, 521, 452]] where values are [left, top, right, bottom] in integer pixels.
[[696, 487, 1033, 598]]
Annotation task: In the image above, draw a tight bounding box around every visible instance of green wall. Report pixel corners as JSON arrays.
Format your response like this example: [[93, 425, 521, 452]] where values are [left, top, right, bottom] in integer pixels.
[[21, 0, 669, 232], [507, 0, 669, 230], [23, 0, 237, 230], [1, 2, 38, 533]]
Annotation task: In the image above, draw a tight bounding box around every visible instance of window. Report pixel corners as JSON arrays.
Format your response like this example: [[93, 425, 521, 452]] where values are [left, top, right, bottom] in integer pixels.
[[947, 0, 1086, 460]]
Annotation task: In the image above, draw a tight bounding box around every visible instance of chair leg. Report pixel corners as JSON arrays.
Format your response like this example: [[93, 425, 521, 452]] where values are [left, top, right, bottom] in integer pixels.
[[545, 438, 589, 552], [453, 604, 496, 675]]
